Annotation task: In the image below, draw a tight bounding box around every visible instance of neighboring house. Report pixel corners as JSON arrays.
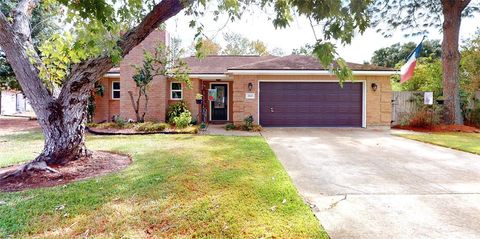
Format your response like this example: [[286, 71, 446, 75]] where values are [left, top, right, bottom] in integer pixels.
[[0, 90, 34, 116], [94, 30, 396, 127]]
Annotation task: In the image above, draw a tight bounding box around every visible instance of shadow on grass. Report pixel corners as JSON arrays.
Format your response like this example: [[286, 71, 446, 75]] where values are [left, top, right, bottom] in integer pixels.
[[0, 133, 326, 238]]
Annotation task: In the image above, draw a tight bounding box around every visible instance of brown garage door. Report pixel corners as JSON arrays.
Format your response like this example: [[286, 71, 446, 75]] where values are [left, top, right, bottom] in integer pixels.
[[259, 82, 363, 127]]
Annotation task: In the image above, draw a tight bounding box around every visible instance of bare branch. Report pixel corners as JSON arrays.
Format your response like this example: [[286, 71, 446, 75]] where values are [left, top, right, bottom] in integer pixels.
[[12, 0, 40, 42]]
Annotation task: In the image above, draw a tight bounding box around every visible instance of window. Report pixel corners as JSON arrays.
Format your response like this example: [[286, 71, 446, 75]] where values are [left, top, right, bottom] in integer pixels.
[[112, 81, 120, 99], [171, 82, 182, 100]]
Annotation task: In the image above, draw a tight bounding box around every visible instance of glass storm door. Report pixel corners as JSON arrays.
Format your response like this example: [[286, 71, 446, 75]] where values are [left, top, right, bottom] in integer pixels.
[[211, 84, 228, 121]]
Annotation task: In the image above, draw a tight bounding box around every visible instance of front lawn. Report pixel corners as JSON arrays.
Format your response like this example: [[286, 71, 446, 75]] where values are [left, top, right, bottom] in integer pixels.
[[0, 131, 326, 238], [399, 132, 480, 155]]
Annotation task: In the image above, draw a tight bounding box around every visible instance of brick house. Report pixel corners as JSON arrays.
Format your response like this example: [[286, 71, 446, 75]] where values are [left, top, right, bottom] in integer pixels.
[[94, 30, 396, 127]]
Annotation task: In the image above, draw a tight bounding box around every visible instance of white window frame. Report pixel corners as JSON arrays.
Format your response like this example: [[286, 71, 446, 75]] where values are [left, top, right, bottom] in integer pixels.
[[112, 81, 120, 100], [170, 82, 183, 100]]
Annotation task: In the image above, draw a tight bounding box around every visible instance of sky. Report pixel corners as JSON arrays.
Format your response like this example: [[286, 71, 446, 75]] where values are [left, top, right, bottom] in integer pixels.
[[166, 8, 480, 64]]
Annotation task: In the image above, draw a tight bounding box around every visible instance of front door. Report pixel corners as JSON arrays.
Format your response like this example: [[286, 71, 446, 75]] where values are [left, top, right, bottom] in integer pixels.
[[210, 84, 228, 121]]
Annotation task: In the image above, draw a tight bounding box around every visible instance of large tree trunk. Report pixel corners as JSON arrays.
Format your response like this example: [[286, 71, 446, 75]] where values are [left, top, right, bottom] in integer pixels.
[[0, 0, 187, 173], [35, 87, 92, 165], [441, 0, 470, 124]]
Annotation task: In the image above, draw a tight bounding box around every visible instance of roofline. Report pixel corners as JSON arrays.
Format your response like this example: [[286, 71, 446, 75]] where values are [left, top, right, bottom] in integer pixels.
[[103, 73, 231, 79], [105, 70, 397, 78], [226, 69, 398, 76], [188, 74, 231, 80]]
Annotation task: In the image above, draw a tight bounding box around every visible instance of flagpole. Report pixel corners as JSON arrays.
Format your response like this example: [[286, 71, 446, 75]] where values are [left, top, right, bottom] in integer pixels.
[[405, 36, 426, 61]]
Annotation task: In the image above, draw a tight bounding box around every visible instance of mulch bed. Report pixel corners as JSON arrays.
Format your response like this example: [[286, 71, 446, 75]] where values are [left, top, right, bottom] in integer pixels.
[[87, 127, 193, 135], [392, 124, 480, 133], [0, 151, 132, 192]]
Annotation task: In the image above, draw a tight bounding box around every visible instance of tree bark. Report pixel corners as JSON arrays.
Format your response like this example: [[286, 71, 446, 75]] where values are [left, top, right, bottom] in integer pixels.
[[441, 0, 470, 124], [128, 88, 146, 122], [0, 0, 188, 172]]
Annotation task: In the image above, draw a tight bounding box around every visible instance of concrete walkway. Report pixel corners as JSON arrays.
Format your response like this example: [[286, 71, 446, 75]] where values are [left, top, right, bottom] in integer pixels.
[[262, 128, 480, 239]]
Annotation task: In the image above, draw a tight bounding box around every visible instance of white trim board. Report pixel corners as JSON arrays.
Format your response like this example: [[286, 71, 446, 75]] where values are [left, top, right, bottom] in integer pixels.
[[104, 73, 120, 78], [257, 80, 367, 128], [189, 74, 231, 80]]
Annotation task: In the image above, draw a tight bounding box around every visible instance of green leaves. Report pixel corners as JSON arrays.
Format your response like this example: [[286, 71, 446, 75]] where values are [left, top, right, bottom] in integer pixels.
[[312, 42, 336, 67], [332, 58, 353, 85], [221, 32, 270, 56], [132, 42, 191, 91]]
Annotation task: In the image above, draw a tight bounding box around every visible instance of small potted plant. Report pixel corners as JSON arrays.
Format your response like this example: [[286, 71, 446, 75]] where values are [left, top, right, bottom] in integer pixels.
[[195, 93, 203, 104], [200, 122, 207, 131]]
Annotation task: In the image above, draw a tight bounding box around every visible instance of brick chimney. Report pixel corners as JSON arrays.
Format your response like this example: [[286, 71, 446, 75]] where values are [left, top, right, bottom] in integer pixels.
[[119, 29, 169, 122]]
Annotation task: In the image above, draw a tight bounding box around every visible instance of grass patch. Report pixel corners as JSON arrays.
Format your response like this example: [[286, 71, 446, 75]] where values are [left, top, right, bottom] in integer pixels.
[[0, 131, 326, 238], [0, 130, 44, 167], [399, 132, 480, 155]]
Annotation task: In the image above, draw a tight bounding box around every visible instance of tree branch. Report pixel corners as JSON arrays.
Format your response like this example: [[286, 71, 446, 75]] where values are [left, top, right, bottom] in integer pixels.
[[460, 0, 472, 11], [0, 2, 51, 119], [59, 0, 189, 102], [12, 0, 40, 42]]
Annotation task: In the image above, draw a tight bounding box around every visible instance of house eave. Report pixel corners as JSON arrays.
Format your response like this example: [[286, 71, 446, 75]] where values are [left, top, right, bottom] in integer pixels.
[[104, 72, 120, 78], [188, 74, 231, 80], [226, 70, 398, 76]]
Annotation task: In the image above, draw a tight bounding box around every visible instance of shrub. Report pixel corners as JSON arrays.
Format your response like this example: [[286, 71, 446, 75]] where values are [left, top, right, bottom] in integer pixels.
[[225, 123, 236, 131], [173, 111, 192, 129], [86, 122, 98, 128], [408, 105, 443, 128], [113, 116, 127, 128], [93, 122, 120, 129], [190, 118, 198, 125], [167, 101, 189, 123], [466, 106, 480, 127], [243, 115, 254, 131], [135, 122, 169, 132]]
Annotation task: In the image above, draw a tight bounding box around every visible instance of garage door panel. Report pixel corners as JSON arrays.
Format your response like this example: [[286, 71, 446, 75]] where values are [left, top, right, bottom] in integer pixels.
[[259, 82, 363, 127]]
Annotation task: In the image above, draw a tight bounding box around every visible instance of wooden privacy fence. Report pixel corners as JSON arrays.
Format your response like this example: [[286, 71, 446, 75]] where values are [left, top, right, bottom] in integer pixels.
[[391, 91, 422, 126]]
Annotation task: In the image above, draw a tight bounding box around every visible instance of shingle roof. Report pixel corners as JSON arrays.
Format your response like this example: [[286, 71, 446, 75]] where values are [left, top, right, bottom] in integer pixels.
[[182, 55, 277, 74], [108, 67, 120, 73], [107, 55, 394, 74], [229, 55, 395, 71]]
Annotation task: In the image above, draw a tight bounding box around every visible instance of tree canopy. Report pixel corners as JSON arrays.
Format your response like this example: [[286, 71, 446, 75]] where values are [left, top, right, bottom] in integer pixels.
[[0, 1, 60, 90], [369, 0, 480, 124], [392, 31, 480, 110], [370, 40, 442, 68], [196, 38, 221, 56], [222, 32, 269, 56]]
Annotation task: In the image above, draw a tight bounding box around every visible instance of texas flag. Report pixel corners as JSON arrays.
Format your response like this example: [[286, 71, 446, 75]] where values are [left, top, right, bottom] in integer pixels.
[[400, 41, 423, 83]]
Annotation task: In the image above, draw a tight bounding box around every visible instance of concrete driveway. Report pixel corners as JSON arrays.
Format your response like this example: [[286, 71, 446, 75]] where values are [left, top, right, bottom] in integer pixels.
[[262, 128, 480, 239]]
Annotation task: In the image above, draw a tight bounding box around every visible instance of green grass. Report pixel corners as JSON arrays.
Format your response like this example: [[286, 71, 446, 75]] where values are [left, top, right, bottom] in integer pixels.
[[0, 130, 44, 168], [0, 131, 327, 238], [399, 132, 480, 155]]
